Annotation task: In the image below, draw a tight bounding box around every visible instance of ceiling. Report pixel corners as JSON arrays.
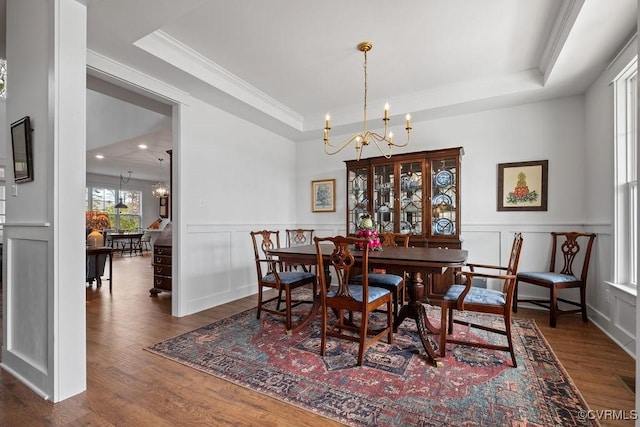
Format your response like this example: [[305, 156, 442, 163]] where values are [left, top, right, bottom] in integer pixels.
[[10, 1, 640, 180]]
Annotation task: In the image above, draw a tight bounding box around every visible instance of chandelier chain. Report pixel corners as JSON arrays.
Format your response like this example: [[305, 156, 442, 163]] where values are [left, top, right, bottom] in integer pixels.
[[363, 49, 368, 133]]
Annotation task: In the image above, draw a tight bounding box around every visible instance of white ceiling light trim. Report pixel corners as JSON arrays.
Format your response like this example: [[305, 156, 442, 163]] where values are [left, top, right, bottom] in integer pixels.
[[538, 0, 585, 84], [134, 30, 304, 131], [87, 50, 191, 105]]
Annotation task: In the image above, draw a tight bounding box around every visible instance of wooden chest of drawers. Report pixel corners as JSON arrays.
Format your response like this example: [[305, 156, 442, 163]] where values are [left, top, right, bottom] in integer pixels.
[[150, 224, 172, 296]]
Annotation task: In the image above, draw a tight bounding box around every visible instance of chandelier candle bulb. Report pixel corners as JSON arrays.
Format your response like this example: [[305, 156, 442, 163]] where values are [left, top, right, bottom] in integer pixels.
[[406, 114, 412, 130], [325, 114, 330, 129], [384, 103, 389, 120]]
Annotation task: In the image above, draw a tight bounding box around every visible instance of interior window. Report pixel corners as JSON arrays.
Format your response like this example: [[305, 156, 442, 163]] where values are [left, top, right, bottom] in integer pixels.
[[86, 186, 142, 231]]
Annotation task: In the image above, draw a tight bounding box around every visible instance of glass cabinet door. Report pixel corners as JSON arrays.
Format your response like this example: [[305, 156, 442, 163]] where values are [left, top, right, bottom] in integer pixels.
[[431, 158, 458, 237], [399, 161, 423, 235], [373, 164, 395, 232], [347, 166, 368, 234]]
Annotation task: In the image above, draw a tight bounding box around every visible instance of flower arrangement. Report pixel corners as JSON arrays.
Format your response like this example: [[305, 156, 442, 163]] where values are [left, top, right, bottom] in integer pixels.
[[355, 213, 382, 251], [85, 211, 111, 230]]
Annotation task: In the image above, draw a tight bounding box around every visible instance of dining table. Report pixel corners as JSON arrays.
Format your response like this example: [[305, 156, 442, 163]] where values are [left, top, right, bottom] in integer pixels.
[[108, 232, 144, 256], [267, 244, 468, 367]]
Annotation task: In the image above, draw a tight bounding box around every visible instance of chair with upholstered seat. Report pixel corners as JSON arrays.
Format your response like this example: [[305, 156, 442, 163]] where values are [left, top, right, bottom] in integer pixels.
[[314, 235, 394, 366], [285, 228, 315, 272], [250, 230, 317, 334], [350, 232, 409, 327], [513, 231, 596, 327], [439, 233, 523, 367]]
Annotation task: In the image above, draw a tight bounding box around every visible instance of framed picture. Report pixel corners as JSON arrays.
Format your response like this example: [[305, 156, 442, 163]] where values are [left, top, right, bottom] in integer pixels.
[[311, 179, 336, 212], [11, 116, 34, 183], [159, 196, 168, 218], [497, 160, 548, 211]]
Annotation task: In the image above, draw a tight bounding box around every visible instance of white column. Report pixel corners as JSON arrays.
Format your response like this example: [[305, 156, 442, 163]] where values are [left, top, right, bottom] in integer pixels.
[[3, 0, 87, 401]]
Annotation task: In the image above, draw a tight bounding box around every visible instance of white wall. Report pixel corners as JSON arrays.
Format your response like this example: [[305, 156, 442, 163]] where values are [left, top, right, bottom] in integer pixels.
[[3, 0, 87, 402], [294, 94, 627, 351], [584, 37, 637, 356], [296, 96, 587, 228], [173, 96, 299, 316]]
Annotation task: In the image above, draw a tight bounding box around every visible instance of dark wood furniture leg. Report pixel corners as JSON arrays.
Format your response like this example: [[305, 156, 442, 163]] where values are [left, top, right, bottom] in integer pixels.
[[94, 254, 102, 287], [396, 271, 443, 367], [107, 251, 113, 292]]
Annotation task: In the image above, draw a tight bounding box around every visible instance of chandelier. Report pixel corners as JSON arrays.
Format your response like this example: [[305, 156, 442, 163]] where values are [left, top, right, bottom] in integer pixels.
[[323, 41, 411, 161], [152, 158, 170, 198]]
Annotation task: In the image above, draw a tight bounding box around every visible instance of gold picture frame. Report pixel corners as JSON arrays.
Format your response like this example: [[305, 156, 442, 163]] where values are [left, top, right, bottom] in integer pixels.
[[497, 160, 548, 211], [311, 179, 336, 212]]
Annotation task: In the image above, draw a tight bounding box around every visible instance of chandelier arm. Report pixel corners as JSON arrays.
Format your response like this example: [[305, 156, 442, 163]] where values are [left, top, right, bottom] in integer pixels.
[[324, 133, 364, 154], [366, 134, 392, 159], [368, 130, 411, 148]]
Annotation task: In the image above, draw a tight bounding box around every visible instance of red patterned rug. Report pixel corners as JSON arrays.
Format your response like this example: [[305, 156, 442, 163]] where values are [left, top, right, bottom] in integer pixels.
[[146, 299, 594, 426]]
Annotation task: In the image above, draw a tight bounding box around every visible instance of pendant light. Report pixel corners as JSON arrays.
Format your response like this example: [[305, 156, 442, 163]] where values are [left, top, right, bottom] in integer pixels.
[[115, 171, 132, 209]]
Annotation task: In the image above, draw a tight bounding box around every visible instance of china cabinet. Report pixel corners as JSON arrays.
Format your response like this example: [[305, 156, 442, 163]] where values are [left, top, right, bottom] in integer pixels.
[[345, 147, 464, 300]]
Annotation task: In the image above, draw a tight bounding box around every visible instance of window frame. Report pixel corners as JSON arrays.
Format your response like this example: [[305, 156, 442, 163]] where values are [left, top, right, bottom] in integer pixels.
[[613, 57, 638, 288], [86, 185, 142, 231]]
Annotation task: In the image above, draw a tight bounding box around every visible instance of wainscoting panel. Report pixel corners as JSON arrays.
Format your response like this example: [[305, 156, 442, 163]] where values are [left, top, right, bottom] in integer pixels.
[[611, 285, 636, 356], [2, 228, 51, 399]]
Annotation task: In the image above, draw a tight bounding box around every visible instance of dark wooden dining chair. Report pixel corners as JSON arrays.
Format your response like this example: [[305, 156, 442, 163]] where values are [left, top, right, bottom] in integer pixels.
[[250, 230, 317, 334], [439, 233, 523, 367], [513, 231, 596, 327], [314, 235, 393, 366], [285, 228, 315, 272], [350, 232, 409, 327]]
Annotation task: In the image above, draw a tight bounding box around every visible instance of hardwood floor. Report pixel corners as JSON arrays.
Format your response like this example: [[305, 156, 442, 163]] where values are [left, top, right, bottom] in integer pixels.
[[0, 253, 636, 426]]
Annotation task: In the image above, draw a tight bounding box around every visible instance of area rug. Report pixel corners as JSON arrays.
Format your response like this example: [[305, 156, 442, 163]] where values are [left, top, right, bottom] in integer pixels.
[[146, 298, 595, 426]]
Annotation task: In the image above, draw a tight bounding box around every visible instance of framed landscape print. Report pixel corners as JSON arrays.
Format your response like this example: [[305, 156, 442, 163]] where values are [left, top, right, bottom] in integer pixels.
[[497, 160, 548, 211], [311, 179, 336, 212]]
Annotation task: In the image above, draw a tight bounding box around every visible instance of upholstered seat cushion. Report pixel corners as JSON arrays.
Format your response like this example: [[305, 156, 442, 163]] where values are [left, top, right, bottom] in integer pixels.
[[263, 271, 315, 285], [351, 273, 403, 287], [443, 284, 506, 306], [329, 285, 390, 303], [517, 271, 578, 284]]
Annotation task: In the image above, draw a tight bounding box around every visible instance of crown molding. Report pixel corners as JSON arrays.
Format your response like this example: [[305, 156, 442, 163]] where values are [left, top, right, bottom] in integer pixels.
[[538, 0, 585, 85], [87, 49, 191, 105], [134, 30, 303, 131]]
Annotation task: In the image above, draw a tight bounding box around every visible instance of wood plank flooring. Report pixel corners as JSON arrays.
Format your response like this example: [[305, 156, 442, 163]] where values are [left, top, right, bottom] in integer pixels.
[[0, 253, 636, 426]]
